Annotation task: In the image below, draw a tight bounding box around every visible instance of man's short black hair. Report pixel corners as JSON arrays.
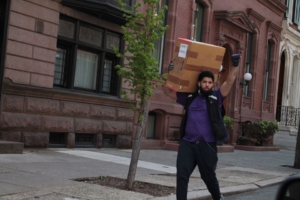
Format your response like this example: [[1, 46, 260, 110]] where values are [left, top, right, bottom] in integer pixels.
[[198, 71, 214, 82]]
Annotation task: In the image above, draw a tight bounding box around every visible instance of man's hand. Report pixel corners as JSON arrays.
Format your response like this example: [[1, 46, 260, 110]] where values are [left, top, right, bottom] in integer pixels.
[[231, 54, 241, 67]]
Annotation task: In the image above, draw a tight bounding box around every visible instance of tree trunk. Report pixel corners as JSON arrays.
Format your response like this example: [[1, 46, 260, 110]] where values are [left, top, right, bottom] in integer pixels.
[[125, 100, 151, 189], [294, 122, 300, 168]]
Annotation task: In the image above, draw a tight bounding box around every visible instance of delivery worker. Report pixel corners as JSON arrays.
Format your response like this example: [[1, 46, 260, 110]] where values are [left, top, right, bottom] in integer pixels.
[[175, 54, 240, 200]]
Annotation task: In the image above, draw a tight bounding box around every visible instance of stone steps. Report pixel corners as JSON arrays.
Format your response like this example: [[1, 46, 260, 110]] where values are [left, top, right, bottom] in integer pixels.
[[0, 141, 24, 154], [279, 125, 298, 135]]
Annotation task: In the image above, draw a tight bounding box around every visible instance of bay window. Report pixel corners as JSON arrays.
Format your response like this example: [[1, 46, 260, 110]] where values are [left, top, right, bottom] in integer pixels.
[[54, 16, 120, 96]]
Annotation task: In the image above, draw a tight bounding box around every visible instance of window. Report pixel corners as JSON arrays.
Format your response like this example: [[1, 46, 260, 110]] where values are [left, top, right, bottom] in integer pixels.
[[54, 16, 121, 96], [263, 41, 272, 101], [49, 132, 67, 147], [122, 0, 134, 6], [243, 33, 253, 96], [193, 2, 205, 42], [287, 0, 300, 25], [102, 134, 116, 148], [153, 0, 168, 73], [286, 0, 290, 18], [75, 133, 95, 147], [293, 0, 300, 25]]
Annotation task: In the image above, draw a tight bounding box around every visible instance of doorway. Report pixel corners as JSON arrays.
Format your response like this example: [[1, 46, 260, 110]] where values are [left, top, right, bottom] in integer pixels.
[[146, 112, 156, 139], [276, 52, 285, 121]]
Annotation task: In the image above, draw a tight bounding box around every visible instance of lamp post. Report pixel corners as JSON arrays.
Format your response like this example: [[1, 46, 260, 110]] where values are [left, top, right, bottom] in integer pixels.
[[240, 72, 252, 87]]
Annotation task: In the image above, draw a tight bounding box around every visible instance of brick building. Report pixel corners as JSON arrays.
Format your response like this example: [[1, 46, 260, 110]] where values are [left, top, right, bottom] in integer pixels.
[[149, 0, 287, 148], [0, 0, 288, 149]]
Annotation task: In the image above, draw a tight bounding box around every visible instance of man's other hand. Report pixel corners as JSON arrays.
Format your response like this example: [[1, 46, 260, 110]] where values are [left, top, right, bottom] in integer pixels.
[[231, 54, 240, 67]]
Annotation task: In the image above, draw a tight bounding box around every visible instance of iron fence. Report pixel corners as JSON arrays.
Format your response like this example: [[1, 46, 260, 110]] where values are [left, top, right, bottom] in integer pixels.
[[276, 105, 300, 129]]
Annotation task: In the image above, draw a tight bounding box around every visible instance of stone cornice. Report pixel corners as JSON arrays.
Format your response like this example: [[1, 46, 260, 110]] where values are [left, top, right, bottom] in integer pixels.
[[214, 10, 256, 32], [267, 21, 283, 33], [283, 27, 300, 45], [61, 0, 130, 25], [246, 8, 266, 26], [2, 78, 135, 108], [257, 0, 288, 16]]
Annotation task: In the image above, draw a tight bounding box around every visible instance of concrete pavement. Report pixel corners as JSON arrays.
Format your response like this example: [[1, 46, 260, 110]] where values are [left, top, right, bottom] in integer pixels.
[[0, 135, 299, 200]]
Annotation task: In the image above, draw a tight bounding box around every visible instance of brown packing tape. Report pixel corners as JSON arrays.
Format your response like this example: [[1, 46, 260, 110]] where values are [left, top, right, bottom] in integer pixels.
[[174, 48, 198, 59], [184, 65, 220, 73], [167, 74, 190, 86]]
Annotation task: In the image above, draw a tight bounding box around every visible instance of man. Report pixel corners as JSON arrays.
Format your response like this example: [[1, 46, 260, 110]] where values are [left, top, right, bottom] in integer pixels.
[[175, 54, 240, 200]]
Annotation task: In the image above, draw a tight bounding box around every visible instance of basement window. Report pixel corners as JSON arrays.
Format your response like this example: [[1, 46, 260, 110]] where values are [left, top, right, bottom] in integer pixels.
[[49, 132, 67, 148], [102, 134, 116, 148], [75, 133, 95, 148]]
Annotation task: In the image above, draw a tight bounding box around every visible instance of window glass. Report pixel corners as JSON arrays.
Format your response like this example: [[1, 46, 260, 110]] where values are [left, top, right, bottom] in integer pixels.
[[54, 48, 67, 86], [74, 50, 98, 90], [106, 34, 120, 50], [153, 0, 168, 73], [79, 26, 103, 47], [263, 41, 272, 101], [293, 0, 300, 25], [102, 59, 113, 92], [58, 19, 75, 39], [286, 0, 290, 18], [122, 0, 132, 6], [55, 16, 121, 96], [193, 3, 204, 42]]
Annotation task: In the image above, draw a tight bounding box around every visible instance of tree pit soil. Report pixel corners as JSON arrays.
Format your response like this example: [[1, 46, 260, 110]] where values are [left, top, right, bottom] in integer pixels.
[[75, 176, 176, 197]]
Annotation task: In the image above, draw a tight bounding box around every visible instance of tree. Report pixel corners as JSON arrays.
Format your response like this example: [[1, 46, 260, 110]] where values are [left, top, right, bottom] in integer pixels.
[[115, 0, 168, 189], [294, 122, 300, 168]]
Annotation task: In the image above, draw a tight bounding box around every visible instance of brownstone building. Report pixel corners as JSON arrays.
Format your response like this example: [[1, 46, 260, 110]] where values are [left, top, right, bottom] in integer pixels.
[[0, 0, 288, 149]]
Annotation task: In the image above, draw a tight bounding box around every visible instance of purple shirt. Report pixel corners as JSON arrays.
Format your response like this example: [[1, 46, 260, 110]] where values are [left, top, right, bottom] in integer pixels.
[[177, 89, 225, 142]]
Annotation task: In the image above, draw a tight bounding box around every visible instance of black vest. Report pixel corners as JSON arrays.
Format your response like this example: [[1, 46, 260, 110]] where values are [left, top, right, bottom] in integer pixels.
[[179, 91, 228, 142]]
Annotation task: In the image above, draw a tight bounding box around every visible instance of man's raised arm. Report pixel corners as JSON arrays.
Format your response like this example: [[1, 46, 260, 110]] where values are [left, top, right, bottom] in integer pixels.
[[220, 54, 240, 97]]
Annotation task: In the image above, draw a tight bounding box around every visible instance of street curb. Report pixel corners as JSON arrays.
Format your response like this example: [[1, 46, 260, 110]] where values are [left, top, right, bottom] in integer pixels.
[[151, 177, 288, 200], [254, 176, 288, 187]]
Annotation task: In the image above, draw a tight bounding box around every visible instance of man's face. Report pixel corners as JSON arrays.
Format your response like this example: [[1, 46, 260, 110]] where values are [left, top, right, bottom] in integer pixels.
[[198, 77, 214, 91]]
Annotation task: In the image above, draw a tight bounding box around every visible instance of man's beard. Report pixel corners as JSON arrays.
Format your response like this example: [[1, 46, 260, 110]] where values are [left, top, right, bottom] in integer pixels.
[[199, 86, 213, 97]]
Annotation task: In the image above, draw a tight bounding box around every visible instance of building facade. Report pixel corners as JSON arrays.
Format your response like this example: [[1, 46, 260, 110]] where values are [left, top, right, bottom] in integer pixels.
[[0, 0, 288, 149], [149, 0, 287, 147], [0, 0, 136, 148], [276, 0, 300, 127]]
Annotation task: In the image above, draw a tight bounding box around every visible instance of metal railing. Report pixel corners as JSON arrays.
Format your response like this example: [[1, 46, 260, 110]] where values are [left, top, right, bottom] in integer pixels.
[[276, 105, 300, 129]]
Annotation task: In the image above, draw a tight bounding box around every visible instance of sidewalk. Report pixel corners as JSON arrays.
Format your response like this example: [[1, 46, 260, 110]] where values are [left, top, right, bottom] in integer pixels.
[[0, 147, 297, 200]]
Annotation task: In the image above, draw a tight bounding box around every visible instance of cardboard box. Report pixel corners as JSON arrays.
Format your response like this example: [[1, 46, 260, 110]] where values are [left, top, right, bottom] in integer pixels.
[[165, 38, 225, 93]]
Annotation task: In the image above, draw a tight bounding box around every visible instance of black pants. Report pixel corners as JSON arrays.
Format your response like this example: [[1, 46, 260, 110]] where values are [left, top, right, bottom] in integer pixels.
[[176, 140, 221, 200]]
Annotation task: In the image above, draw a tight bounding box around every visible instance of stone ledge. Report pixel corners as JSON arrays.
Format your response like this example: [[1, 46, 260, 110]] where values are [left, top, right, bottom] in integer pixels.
[[0, 141, 24, 154], [234, 145, 280, 151]]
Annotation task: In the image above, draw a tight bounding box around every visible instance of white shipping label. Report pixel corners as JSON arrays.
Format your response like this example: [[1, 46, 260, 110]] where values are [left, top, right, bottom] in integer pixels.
[[178, 44, 188, 58]]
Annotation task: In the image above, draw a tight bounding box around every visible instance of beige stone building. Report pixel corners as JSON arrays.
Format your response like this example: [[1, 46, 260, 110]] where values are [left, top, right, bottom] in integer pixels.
[[277, 0, 300, 127]]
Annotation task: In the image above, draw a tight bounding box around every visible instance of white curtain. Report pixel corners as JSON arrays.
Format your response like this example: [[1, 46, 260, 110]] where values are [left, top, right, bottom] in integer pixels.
[[74, 50, 98, 90]]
